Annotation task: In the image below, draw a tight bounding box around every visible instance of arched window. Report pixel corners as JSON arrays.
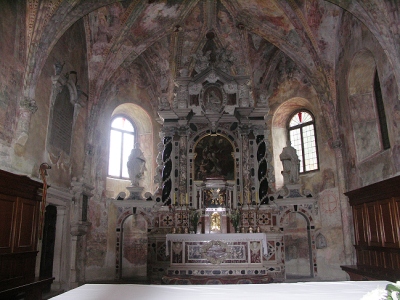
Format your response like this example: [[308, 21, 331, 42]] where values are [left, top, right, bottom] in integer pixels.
[[374, 70, 390, 150], [288, 110, 319, 173], [108, 116, 136, 178]]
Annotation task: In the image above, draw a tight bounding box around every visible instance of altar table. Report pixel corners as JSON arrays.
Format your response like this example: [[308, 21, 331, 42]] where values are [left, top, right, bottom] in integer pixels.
[[164, 233, 283, 281], [50, 281, 391, 300]]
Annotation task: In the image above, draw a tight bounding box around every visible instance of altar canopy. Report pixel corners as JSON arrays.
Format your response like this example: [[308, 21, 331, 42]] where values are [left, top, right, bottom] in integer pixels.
[[50, 281, 391, 300]]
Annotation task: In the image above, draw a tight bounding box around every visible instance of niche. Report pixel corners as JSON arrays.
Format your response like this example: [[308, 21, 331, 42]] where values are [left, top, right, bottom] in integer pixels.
[[284, 212, 312, 279], [121, 214, 148, 279]]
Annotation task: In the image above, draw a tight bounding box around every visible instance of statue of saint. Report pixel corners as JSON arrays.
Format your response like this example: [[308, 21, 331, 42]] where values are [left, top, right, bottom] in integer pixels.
[[280, 140, 300, 184], [127, 145, 146, 186], [193, 50, 211, 73]]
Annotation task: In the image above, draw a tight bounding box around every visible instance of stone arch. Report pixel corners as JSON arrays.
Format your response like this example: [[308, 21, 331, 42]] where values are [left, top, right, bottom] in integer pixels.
[[279, 206, 317, 278], [271, 98, 315, 189], [115, 209, 151, 280]]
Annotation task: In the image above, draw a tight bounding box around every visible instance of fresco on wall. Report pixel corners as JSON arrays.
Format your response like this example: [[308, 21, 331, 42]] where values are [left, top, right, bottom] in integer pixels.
[[194, 135, 234, 181]]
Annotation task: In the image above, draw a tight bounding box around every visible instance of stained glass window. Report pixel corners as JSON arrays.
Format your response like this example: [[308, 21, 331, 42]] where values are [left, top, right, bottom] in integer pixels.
[[288, 111, 319, 173], [108, 116, 135, 178]]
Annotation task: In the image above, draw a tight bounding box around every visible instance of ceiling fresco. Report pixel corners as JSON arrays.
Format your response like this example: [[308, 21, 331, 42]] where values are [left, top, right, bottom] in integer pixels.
[[21, 0, 400, 131]]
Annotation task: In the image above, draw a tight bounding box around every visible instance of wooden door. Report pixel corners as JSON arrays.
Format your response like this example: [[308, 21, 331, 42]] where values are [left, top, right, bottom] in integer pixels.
[[40, 205, 57, 289]]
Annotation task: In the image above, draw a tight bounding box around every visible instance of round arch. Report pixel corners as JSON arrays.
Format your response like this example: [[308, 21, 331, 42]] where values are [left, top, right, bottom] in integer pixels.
[[114, 210, 151, 280], [106, 103, 154, 199], [279, 206, 317, 278], [271, 97, 314, 188]]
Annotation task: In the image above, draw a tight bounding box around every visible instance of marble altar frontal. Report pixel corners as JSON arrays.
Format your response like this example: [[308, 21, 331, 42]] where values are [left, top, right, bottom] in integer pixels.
[[164, 233, 284, 282]]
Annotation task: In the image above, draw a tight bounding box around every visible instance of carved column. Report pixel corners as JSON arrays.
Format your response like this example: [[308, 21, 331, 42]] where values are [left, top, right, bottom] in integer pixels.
[[154, 131, 165, 197], [240, 125, 251, 204], [177, 127, 189, 204], [332, 140, 355, 265], [255, 132, 269, 205], [161, 132, 173, 205], [69, 177, 93, 287], [14, 97, 38, 153]]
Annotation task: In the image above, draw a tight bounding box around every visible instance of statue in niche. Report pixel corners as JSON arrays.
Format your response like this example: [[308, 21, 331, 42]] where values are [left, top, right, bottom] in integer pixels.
[[211, 212, 221, 231], [158, 94, 170, 111], [193, 50, 211, 73], [127, 144, 146, 186], [216, 48, 234, 73], [280, 140, 300, 184]]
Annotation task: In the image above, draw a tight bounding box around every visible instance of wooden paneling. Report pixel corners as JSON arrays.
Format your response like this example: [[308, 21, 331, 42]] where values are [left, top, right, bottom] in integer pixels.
[[353, 205, 367, 246], [0, 195, 16, 253], [0, 170, 42, 291], [379, 199, 399, 248], [366, 202, 381, 246], [14, 198, 39, 252], [342, 176, 400, 282]]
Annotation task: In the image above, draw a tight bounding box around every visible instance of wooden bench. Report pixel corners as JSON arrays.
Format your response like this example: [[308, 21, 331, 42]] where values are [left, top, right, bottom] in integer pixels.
[[0, 277, 54, 300], [341, 265, 399, 282]]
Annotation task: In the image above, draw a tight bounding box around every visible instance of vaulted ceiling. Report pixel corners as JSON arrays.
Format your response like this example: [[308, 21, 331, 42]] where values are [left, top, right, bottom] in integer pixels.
[[23, 0, 400, 122]]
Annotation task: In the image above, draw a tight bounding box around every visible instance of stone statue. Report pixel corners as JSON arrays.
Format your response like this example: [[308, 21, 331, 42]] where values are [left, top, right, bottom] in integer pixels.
[[280, 140, 300, 184], [193, 50, 211, 73], [127, 145, 146, 186]]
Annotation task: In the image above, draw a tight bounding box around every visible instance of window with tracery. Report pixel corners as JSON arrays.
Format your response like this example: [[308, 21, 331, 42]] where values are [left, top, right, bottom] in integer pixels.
[[288, 110, 319, 173], [108, 116, 136, 178]]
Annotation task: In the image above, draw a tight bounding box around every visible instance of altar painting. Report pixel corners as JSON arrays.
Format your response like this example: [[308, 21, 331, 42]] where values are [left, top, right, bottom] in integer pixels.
[[194, 135, 234, 180]]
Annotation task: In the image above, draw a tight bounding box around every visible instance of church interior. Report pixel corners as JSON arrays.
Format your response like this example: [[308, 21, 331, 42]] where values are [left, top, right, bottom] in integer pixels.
[[0, 0, 400, 298]]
